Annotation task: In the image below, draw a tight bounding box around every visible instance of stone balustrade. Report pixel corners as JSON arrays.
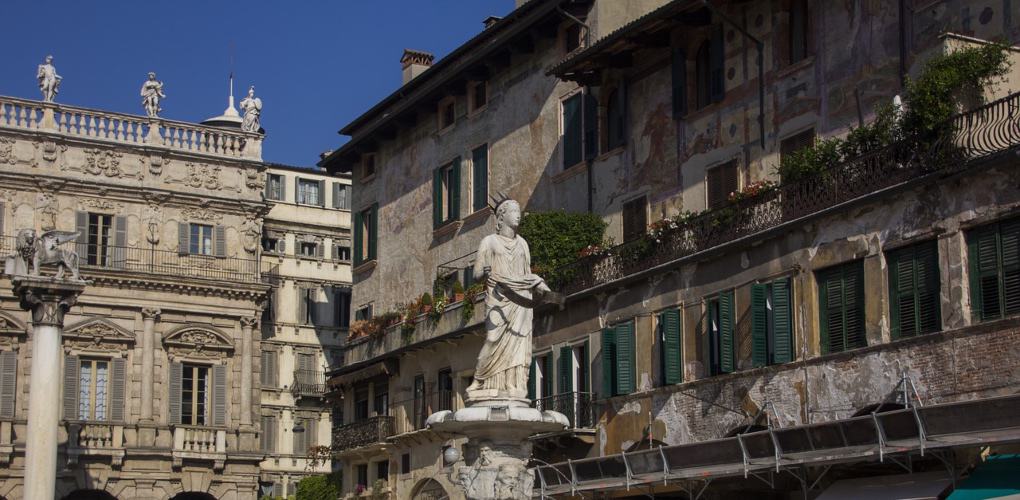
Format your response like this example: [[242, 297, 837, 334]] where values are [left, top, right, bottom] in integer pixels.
[[66, 422, 126, 466], [172, 425, 227, 470], [0, 95, 262, 161]]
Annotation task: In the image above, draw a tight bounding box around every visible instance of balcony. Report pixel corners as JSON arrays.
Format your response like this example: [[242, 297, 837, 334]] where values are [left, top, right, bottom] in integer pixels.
[[552, 91, 1020, 296], [292, 369, 327, 398], [388, 389, 455, 436], [1, 238, 261, 284], [0, 95, 262, 161], [172, 425, 226, 470], [331, 416, 394, 453], [534, 392, 596, 429], [66, 421, 125, 466]]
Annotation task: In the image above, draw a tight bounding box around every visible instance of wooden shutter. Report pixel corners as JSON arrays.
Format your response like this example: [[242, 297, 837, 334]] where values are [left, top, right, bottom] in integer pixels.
[[472, 146, 488, 212], [316, 240, 324, 260], [710, 23, 725, 103], [260, 415, 274, 452], [63, 355, 79, 421], [212, 364, 227, 426], [76, 211, 89, 257], [750, 283, 768, 367], [332, 183, 341, 209], [563, 94, 582, 168], [615, 321, 635, 394], [353, 210, 363, 265], [317, 180, 325, 206], [0, 351, 17, 418], [433, 167, 443, 228], [169, 362, 182, 425], [307, 417, 318, 448], [298, 286, 308, 325], [450, 158, 461, 220], [601, 327, 616, 398], [772, 278, 793, 363], [279, 176, 287, 202], [0, 201, 5, 239], [583, 91, 598, 161], [844, 261, 866, 350], [112, 215, 127, 269], [819, 267, 841, 354], [820, 262, 866, 353], [264, 176, 271, 200], [671, 47, 688, 117], [661, 309, 682, 385], [559, 345, 573, 393], [527, 357, 536, 400], [719, 291, 735, 373], [273, 483, 283, 497], [110, 357, 126, 422], [293, 418, 307, 455], [1001, 219, 1020, 315], [368, 204, 378, 261], [178, 222, 190, 255], [890, 241, 941, 338], [214, 225, 226, 257], [294, 178, 301, 204], [542, 354, 554, 397]]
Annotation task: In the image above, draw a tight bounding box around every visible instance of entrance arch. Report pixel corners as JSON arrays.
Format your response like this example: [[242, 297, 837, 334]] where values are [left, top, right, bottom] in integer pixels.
[[62, 491, 117, 500], [169, 493, 217, 500], [412, 479, 448, 500]]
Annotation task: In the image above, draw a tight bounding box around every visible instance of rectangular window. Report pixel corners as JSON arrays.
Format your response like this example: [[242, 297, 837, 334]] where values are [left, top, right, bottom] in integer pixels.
[[260, 414, 277, 452], [751, 278, 794, 367], [706, 292, 735, 375], [572, 343, 589, 393], [412, 375, 426, 430], [261, 236, 279, 253], [671, 47, 688, 117], [260, 350, 278, 388], [376, 460, 389, 481], [561, 91, 598, 169], [181, 364, 209, 426], [433, 159, 461, 228], [86, 213, 113, 266], [354, 384, 369, 422], [622, 196, 648, 243], [354, 205, 378, 265], [299, 241, 318, 258], [472, 145, 488, 213], [888, 241, 941, 338], [335, 244, 351, 262], [968, 218, 1020, 321], [266, 174, 284, 201], [301, 287, 317, 325], [600, 320, 635, 397], [373, 379, 389, 416], [780, 128, 815, 165], [401, 453, 411, 474], [332, 183, 350, 210], [818, 260, 866, 354], [706, 160, 738, 209], [528, 353, 554, 401], [77, 358, 110, 421], [658, 309, 682, 385], [606, 85, 626, 151], [468, 81, 487, 113], [438, 97, 456, 131], [564, 23, 582, 53], [354, 304, 373, 322], [437, 368, 453, 412], [335, 289, 352, 329], [356, 464, 369, 489], [362, 154, 376, 179], [189, 224, 214, 256], [789, 0, 809, 64], [296, 179, 322, 206]]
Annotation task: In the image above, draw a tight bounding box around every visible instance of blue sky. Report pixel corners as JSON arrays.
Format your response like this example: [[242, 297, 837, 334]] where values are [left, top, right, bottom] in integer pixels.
[[0, 1, 513, 166]]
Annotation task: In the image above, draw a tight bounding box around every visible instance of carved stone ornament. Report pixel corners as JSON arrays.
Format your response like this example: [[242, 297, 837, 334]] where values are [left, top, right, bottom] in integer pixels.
[[176, 162, 222, 190], [79, 197, 124, 212], [245, 169, 265, 190], [241, 215, 260, 254], [0, 138, 15, 165], [13, 278, 85, 328], [181, 206, 223, 223], [64, 318, 134, 353], [240, 316, 258, 329], [163, 326, 233, 359], [39, 140, 65, 162], [146, 155, 169, 177], [83, 148, 125, 177]]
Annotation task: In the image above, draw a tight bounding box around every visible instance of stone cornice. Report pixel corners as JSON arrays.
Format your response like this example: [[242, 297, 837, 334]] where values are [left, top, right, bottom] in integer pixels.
[[84, 271, 270, 301]]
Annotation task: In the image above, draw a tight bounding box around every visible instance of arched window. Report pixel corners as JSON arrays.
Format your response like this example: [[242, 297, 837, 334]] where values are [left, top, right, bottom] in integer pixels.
[[695, 41, 712, 110], [606, 87, 626, 151]]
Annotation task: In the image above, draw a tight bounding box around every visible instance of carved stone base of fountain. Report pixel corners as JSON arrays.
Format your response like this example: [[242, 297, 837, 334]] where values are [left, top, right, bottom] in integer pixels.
[[427, 404, 568, 500]]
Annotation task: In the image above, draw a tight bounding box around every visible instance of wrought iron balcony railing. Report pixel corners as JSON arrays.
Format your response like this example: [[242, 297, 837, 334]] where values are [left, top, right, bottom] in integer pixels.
[[292, 369, 327, 397], [551, 91, 1020, 296], [534, 392, 596, 429], [331, 415, 394, 452], [0, 237, 260, 284]]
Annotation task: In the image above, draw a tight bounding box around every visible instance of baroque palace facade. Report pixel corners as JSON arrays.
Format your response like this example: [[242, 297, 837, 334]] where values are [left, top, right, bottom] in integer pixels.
[[322, 0, 1020, 498], [0, 89, 350, 497]]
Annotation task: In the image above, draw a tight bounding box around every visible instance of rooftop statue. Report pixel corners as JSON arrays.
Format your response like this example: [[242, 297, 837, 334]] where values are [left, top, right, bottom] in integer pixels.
[[5, 229, 81, 281], [140, 72, 165, 118], [37, 55, 62, 102], [239, 85, 262, 133]]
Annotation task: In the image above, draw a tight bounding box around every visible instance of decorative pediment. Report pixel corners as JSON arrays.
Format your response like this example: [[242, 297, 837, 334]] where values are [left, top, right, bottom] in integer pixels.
[[0, 312, 27, 334], [64, 318, 135, 352], [163, 325, 233, 359]]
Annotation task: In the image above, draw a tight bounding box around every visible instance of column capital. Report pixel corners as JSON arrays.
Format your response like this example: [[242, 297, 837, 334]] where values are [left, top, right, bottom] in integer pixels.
[[240, 316, 259, 329], [12, 276, 86, 328], [141, 307, 162, 320]]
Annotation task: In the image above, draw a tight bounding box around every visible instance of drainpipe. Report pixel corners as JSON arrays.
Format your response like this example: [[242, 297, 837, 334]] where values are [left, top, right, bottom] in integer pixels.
[[700, 1, 766, 148]]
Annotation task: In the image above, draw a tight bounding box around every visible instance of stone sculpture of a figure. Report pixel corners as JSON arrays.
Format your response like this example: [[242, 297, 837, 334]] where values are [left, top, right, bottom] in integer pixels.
[[37, 55, 62, 102], [140, 72, 165, 118], [239, 85, 262, 133], [466, 199, 563, 403], [8, 229, 81, 280]]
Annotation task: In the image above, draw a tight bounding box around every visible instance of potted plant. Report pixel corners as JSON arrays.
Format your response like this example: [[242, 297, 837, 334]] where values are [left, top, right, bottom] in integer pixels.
[[452, 280, 465, 302]]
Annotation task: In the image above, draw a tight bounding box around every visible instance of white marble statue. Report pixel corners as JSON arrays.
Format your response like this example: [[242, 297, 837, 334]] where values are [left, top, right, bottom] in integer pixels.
[[37, 55, 62, 102], [140, 72, 165, 118], [466, 199, 562, 403], [239, 85, 262, 133]]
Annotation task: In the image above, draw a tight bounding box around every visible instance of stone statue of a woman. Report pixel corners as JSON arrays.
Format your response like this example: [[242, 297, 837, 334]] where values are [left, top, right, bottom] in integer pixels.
[[466, 199, 562, 404]]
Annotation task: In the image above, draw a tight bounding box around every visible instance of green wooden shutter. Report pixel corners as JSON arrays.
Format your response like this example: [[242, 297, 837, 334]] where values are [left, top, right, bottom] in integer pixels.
[[661, 309, 682, 384], [890, 241, 941, 338], [819, 267, 841, 354], [543, 355, 554, 397], [845, 261, 866, 349], [710, 24, 725, 103], [169, 362, 182, 425], [110, 357, 126, 422], [559, 345, 573, 393], [353, 210, 364, 266], [563, 94, 582, 168], [63, 355, 79, 421], [1001, 219, 1020, 315], [616, 321, 635, 394], [433, 167, 443, 228], [582, 339, 591, 392], [969, 227, 1000, 321], [719, 291, 735, 373], [0, 351, 17, 419], [450, 158, 461, 220], [772, 278, 793, 363], [601, 327, 616, 398], [368, 204, 378, 261], [583, 91, 598, 160], [750, 284, 768, 368], [472, 146, 488, 212], [527, 357, 536, 400], [671, 47, 687, 117]]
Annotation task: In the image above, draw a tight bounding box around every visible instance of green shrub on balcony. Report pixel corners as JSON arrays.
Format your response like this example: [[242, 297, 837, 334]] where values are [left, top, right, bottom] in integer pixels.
[[519, 210, 608, 288], [295, 472, 342, 500]]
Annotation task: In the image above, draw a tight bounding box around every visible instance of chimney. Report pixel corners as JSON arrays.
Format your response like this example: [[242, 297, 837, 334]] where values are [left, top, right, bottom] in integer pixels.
[[483, 16, 503, 29], [401, 49, 435, 84], [515, 0, 531, 8]]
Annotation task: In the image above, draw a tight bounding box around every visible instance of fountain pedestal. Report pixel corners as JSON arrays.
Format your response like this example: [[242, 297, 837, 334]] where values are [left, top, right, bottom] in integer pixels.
[[428, 403, 567, 500]]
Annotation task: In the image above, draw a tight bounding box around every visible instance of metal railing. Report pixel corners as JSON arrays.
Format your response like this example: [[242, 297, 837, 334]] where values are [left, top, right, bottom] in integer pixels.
[[331, 415, 394, 452], [534, 392, 596, 429], [1, 237, 261, 283], [551, 91, 1020, 296], [292, 369, 327, 397]]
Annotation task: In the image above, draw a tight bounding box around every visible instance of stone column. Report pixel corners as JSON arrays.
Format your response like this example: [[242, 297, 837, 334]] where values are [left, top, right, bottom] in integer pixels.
[[140, 308, 161, 422], [12, 276, 85, 500], [240, 316, 256, 427]]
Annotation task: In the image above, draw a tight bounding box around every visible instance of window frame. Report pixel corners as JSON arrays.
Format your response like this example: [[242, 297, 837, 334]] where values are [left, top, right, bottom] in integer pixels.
[[887, 240, 941, 338], [817, 260, 867, 354], [750, 277, 794, 367], [86, 213, 114, 266], [705, 291, 735, 376], [560, 89, 598, 170], [656, 308, 683, 385], [605, 85, 626, 152], [266, 173, 284, 201], [437, 96, 456, 132], [706, 160, 739, 210], [467, 80, 488, 115], [433, 159, 461, 228], [189, 223, 215, 256], [622, 195, 648, 243], [361, 153, 377, 181], [296, 178, 323, 206], [180, 363, 210, 426], [77, 357, 111, 421]]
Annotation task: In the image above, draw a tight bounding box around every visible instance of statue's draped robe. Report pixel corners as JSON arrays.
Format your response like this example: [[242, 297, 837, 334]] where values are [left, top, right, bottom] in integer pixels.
[[468, 234, 541, 397]]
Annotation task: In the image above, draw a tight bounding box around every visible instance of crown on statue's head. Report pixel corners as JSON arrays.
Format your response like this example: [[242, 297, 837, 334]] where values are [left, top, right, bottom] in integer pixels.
[[488, 191, 513, 214]]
